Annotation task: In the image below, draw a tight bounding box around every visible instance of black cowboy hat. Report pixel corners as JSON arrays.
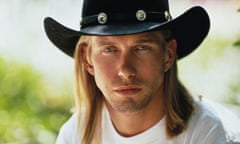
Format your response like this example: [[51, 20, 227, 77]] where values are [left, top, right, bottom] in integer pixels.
[[44, 0, 210, 59]]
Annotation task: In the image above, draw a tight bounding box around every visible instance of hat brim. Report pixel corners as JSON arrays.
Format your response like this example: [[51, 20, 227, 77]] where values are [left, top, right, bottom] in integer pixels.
[[44, 6, 210, 59]]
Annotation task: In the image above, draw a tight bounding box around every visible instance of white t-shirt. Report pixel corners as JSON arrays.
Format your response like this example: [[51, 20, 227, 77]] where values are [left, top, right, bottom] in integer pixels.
[[56, 97, 240, 144]]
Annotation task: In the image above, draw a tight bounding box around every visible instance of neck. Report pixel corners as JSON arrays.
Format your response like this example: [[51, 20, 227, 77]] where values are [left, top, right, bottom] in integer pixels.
[[106, 91, 165, 137]]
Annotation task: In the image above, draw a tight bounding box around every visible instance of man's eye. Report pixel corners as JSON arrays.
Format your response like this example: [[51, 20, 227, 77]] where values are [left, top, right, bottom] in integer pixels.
[[136, 46, 149, 51], [103, 47, 114, 52]]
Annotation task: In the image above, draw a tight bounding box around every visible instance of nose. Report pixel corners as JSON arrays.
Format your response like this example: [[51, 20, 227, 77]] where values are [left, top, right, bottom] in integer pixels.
[[118, 53, 136, 80]]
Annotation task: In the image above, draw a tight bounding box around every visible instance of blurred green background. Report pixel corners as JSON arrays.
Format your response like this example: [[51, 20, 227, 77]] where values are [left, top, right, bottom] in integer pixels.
[[0, 0, 240, 143]]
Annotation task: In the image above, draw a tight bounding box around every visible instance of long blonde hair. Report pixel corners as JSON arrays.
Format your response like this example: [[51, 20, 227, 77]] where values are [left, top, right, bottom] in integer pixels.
[[73, 31, 194, 143]]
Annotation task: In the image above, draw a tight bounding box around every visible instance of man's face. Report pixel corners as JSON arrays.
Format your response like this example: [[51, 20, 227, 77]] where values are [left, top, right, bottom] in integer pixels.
[[85, 31, 175, 113]]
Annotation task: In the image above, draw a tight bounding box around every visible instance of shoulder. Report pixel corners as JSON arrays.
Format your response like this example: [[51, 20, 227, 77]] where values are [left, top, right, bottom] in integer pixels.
[[193, 97, 224, 124], [197, 97, 240, 143], [56, 112, 79, 144], [182, 97, 226, 144]]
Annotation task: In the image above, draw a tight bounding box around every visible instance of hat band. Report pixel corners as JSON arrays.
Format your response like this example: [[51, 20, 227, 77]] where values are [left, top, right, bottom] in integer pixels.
[[80, 11, 172, 27]]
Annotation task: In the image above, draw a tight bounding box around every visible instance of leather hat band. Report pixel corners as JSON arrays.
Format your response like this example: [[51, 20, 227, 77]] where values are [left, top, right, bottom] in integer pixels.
[[80, 10, 172, 27]]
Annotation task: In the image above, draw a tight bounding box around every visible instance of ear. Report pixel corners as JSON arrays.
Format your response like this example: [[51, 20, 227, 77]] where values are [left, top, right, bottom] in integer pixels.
[[81, 45, 94, 75], [164, 39, 177, 72]]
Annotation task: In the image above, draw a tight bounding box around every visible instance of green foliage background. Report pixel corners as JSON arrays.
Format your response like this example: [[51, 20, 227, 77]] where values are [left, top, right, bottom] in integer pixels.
[[0, 58, 72, 144]]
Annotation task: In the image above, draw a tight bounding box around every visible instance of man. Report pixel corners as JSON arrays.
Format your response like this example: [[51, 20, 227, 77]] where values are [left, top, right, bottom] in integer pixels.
[[44, 0, 240, 143]]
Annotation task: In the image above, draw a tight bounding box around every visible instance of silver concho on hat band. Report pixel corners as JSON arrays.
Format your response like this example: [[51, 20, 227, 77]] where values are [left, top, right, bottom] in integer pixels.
[[164, 11, 172, 21], [98, 12, 108, 24], [136, 10, 147, 21]]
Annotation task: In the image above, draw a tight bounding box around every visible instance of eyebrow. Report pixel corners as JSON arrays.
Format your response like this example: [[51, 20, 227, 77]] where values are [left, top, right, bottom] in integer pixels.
[[94, 40, 114, 46]]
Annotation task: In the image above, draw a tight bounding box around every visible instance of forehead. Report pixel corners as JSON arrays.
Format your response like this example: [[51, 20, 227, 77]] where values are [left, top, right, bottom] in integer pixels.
[[91, 31, 164, 44]]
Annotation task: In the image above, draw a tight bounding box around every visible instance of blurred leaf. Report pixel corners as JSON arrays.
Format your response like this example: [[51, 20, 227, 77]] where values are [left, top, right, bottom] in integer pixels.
[[0, 57, 73, 144], [234, 40, 240, 48], [225, 81, 240, 105], [234, 8, 240, 48]]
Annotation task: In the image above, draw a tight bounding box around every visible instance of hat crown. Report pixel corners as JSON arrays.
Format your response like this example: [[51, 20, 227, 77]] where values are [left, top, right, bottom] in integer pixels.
[[81, 0, 169, 17]]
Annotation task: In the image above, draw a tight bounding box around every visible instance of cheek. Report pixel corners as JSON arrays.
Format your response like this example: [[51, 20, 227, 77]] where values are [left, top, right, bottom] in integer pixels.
[[92, 56, 116, 91], [141, 57, 165, 85], [93, 55, 116, 76], [142, 53, 165, 73]]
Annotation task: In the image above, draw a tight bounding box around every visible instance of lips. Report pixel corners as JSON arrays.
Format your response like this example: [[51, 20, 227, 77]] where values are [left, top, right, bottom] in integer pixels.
[[113, 85, 142, 96]]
